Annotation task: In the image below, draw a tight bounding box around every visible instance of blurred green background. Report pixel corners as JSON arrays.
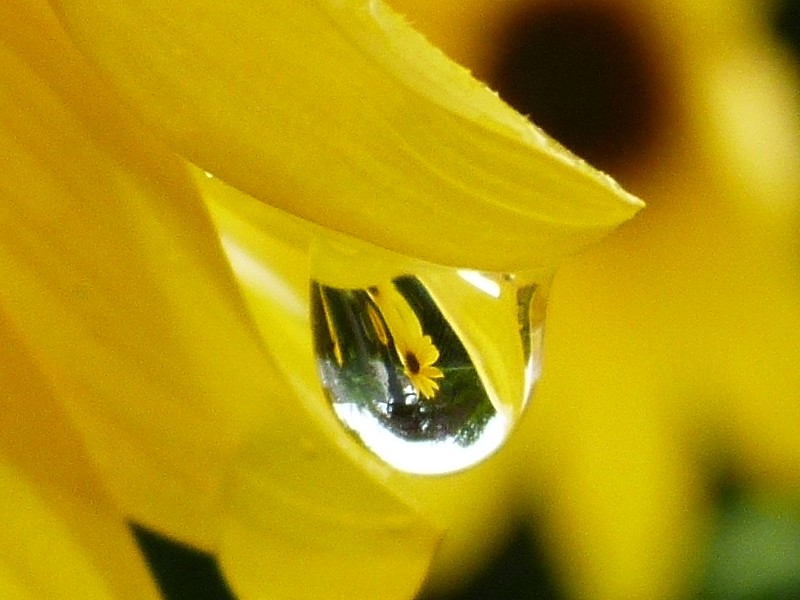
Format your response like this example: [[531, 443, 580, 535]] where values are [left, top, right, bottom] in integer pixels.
[[137, 0, 800, 598]]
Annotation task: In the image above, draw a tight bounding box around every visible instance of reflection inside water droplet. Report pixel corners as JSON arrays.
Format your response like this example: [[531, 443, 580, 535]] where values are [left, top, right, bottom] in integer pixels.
[[311, 264, 548, 475]]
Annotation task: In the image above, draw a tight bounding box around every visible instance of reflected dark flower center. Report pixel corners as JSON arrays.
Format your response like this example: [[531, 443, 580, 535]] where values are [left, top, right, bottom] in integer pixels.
[[405, 351, 421, 374]]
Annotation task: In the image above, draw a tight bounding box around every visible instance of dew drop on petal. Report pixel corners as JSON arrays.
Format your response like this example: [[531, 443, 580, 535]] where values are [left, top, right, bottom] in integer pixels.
[[309, 242, 549, 475]]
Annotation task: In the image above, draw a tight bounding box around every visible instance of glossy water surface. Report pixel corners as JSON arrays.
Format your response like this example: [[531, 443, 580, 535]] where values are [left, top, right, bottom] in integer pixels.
[[311, 267, 547, 475]]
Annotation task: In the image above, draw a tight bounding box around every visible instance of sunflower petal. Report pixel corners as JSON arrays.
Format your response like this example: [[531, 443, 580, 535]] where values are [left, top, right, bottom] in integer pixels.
[[204, 173, 559, 600], [200, 177, 440, 599], [0, 460, 156, 600], [0, 314, 161, 600], [49, 0, 642, 271], [218, 432, 441, 600], [204, 174, 545, 598], [0, 0, 281, 548]]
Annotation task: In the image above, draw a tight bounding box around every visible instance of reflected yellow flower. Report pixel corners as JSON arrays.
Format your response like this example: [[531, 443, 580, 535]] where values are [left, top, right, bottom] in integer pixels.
[[2, 0, 640, 598], [367, 283, 445, 400], [397, 333, 444, 400]]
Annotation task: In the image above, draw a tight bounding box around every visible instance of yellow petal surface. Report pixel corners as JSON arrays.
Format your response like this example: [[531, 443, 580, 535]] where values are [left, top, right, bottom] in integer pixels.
[[218, 429, 440, 600], [50, 0, 641, 272], [203, 172, 518, 597], [0, 312, 161, 600], [194, 178, 441, 599], [0, 460, 148, 600], [3, 4, 442, 595], [0, 0, 281, 548]]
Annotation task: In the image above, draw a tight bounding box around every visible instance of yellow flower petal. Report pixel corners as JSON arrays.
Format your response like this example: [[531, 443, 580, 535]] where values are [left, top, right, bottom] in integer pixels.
[[200, 172, 316, 402], [50, 0, 642, 271], [0, 0, 280, 548], [0, 313, 161, 600], [0, 460, 148, 600], [219, 432, 440, 600], [203, 175, 508, 598], [4, 5, 442, 596], [202, 171, 548, 595], [201, 176, 440, 600]]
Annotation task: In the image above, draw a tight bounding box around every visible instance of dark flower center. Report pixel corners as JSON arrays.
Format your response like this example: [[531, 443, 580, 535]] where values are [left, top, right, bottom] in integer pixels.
[[489, 4, 661, 175], [405, 351, 421, 374]]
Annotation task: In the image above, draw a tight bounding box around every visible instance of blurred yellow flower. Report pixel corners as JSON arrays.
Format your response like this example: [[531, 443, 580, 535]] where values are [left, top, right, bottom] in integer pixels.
[[1, 0, 641, 598], [388, 0, 800, 598]]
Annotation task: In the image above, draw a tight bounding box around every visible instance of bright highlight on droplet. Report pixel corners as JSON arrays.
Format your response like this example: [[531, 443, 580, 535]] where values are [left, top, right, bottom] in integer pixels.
[[458, 269, 502, 298], [310, 259, 548, 475]]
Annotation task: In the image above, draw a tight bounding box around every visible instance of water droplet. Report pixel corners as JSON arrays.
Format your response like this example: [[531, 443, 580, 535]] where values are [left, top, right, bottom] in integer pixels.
[[310, 240, 549, 475]]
